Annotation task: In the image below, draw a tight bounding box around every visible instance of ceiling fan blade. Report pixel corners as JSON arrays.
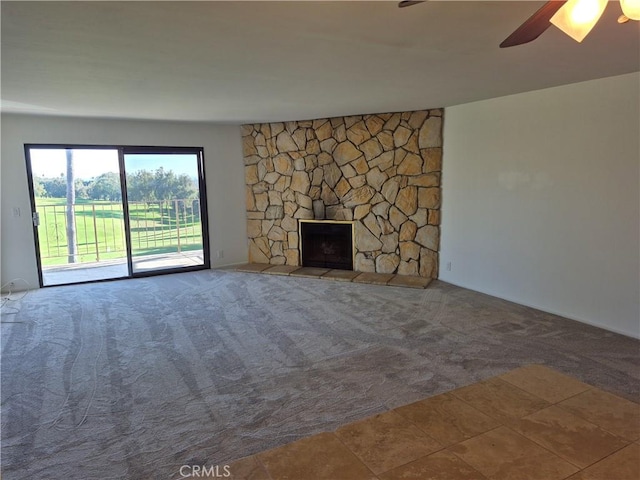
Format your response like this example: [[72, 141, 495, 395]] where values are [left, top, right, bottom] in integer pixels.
[[398, 1, 425, 8], [500, 1, 567, 48]]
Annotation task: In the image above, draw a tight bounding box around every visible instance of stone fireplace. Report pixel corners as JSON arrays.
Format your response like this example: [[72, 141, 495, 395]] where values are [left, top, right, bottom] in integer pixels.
[[241, 108, 442, 277]]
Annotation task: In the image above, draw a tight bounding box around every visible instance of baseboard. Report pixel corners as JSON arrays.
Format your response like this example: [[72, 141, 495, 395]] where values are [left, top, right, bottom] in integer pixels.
[[438, 279, 640, 340], [211, 261, 249, 270]]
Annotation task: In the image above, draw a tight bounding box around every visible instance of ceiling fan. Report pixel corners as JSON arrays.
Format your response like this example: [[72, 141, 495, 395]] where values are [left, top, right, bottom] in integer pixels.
[[398, 0, 640, 47]]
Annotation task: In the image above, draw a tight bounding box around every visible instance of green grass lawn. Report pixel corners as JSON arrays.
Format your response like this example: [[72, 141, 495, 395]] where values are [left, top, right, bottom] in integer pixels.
[[36, 198, 203, 266]]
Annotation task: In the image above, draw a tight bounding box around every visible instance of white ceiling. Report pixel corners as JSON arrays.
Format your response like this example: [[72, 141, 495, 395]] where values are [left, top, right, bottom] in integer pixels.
[[1, 1, 638, 124]]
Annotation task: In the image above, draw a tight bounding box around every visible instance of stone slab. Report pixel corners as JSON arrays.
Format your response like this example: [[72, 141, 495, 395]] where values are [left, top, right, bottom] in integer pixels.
[[322, 269, 361, 282], [235, 263, 273, 273], [235, 265, 433, 289], [352, 272, 395, 286], [262, 265, 301, 276], [289, 267, 331, 278], [387, 275, 432, 289]]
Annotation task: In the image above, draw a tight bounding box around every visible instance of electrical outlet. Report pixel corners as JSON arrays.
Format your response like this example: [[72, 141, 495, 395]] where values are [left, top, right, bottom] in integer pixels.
[[446, 262, 452, 271], [216, 250, 224, 259]]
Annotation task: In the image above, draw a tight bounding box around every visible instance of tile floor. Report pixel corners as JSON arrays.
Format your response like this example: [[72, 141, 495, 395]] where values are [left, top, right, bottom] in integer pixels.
[[233, 263, 433, 289], [224, 365, 639, 480]]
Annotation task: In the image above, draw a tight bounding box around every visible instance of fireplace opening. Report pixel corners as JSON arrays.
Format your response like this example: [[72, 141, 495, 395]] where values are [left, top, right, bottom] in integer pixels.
[[300, 221, 353, 270]]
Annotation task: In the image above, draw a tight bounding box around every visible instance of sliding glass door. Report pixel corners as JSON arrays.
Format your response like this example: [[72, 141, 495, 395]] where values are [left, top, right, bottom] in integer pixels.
[[27, 147, 127, 286], [123, 149, 207, 274], [25, 145, 209, 287]]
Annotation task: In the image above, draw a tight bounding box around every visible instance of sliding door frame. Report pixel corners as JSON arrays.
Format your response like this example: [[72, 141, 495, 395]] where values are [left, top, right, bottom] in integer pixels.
[[24, 143, 211, 287]]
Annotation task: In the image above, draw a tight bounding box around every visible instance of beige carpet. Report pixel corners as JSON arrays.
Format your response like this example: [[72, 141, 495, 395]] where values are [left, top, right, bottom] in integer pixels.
[[1, 270, 638, 479]]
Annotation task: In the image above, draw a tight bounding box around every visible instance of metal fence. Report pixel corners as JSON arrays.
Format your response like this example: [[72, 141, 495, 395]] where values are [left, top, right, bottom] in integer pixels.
[[37, 199, 202, 265]]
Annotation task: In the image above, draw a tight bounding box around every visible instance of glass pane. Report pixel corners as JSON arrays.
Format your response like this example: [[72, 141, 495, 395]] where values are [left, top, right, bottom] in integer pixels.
[[123, 152, 205, 273], [28, 148, 128, 286]]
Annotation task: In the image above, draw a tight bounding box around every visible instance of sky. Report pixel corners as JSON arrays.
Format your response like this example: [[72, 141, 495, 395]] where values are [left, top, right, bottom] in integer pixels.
[[28, 148, 199, 180]]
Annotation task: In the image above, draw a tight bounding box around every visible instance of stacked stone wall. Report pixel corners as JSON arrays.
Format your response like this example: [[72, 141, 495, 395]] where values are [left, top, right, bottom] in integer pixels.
[[241, 109, 443, 277]]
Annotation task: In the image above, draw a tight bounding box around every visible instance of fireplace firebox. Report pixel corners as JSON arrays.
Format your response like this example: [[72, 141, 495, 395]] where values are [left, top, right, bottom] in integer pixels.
[[299, 220, 354, 270]]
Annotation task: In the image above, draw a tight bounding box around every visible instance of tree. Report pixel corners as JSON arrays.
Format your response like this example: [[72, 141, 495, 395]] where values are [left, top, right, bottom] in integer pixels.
[[155, 169, 170, 201], [174, 174, 198, 201], [41, 175, 67, 198], [126, 170, 156, 202], [125, 168, 198, 208], [89, 172, 122, 201], [33, 176, 46, 197], [66, 149, 77, 263], [75, 179, 90, 200]]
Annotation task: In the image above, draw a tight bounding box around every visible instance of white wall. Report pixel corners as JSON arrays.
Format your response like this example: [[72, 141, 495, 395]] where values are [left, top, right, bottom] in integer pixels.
[[441, 72, 640, 338], [1, 114, 248, 289]]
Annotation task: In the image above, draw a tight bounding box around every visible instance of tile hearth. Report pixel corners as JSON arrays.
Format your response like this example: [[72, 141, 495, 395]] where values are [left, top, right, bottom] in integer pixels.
[[233, 263, 432, 289], [225, 365, 640, 480]]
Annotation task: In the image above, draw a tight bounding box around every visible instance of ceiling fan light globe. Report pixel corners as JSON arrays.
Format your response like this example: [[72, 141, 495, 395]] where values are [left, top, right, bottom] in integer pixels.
[[620, 0, 640, 20], [550, 0, 608, 42]]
